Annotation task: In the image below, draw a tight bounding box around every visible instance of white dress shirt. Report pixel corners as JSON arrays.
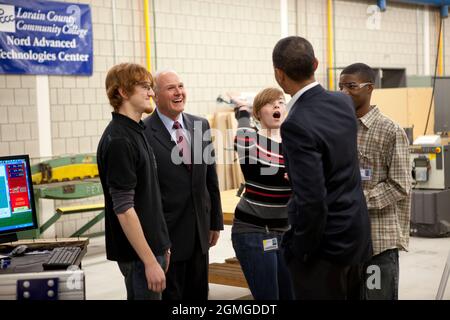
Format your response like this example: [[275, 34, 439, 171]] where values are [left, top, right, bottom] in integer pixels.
[[286, 81, 320, 114], [156, 108, 191, 144]]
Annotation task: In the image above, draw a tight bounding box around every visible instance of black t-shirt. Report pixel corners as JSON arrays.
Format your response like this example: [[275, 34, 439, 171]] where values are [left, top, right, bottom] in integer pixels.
[[97, 112, 171, 262]]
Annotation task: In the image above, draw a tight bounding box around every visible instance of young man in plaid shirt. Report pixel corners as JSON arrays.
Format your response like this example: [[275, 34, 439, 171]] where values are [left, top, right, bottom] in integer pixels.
[[339, 63, 412, 300]]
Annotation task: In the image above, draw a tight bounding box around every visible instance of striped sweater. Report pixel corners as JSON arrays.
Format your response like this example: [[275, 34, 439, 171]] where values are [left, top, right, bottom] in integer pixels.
[[232, 110, 291, 231]]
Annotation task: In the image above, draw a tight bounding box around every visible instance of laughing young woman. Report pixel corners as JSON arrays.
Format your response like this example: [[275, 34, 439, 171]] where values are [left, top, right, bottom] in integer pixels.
[[229, 87, 294, 300]]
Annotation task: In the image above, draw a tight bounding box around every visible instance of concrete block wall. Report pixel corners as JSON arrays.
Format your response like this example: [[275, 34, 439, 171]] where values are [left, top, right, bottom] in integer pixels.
[[46, 0, 147, 237], [0, 0, 147, 237], [444, 18, 448, 75], [1, 0, 449, 238], [294, 0, 449, 87], [0, 75, 39, 158], [441, 15, 448, 77], [294, 0, 328, 85], [426, 8, 446, 77], [2, 0, 447, 159], [49, 0, 147, 158], [151, 0, 285, 117], [333, 0, 418, 85], [287, 0, 297, 36]]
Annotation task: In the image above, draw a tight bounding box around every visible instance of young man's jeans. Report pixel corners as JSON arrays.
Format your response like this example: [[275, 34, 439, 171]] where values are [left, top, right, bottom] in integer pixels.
[[117, 255, 166, 300], [363, 248, 399, 300], [232, 232, 294, 300]]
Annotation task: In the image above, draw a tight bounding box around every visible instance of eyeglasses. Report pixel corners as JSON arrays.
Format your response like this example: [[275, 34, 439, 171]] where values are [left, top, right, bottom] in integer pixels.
[[338, 82, 373, 91], [135, 81, 153, 92]]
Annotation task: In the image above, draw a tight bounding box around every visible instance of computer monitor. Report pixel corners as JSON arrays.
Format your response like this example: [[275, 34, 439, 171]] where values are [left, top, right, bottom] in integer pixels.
[[0, 155, 38, 244]]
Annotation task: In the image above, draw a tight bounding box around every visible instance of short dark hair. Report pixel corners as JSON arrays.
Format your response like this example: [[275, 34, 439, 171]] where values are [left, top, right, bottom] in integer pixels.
[[340, 63, 375, 83], [272, 36, 316, 82]]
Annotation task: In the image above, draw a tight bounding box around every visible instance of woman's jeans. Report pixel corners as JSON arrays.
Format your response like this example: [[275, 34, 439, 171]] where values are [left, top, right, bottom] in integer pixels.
[[232, 232, 294, 300]]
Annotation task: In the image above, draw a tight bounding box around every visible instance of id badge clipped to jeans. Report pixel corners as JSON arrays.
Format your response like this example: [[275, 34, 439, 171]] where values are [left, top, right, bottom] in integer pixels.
[[263, 237, 278, 252]]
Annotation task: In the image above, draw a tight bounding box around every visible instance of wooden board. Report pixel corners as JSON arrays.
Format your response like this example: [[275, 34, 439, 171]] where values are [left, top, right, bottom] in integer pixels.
[[407, 87, 434, 139], [214, 112, 231, 191], [209, 262, 248, 288], [372, 88, 409, 128], [220, 188, 239, 226], [228, 113, 245, 189], [211, 111, 245, 191], [225, 257, 240, 264], [372, 87, 433, 141]]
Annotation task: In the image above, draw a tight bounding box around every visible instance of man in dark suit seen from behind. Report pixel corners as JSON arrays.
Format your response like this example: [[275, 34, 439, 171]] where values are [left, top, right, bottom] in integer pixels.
[[143, 70, 223, 300], [272, 36, 373, 300]]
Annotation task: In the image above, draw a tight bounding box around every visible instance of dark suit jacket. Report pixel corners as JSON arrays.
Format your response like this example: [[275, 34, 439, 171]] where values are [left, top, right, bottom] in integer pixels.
[[143, 112, 223, 262], [281, 84, 372, 266]]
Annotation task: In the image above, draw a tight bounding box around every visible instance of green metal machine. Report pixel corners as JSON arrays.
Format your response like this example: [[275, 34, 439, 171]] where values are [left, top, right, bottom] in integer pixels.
[[18, 154, 104, 239]]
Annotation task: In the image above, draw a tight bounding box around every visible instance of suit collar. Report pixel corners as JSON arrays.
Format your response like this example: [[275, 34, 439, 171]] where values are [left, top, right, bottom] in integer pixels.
[[297, 83, 324, 101], [148, 112, 195, 173], [148, 112, 177, 151], [183, 113, 194, 133], [287, 81, 320, 111], [156, 108, 188, 132]]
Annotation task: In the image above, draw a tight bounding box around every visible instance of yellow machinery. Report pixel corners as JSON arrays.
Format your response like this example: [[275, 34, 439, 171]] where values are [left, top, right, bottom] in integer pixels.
[[24, 154, 104, 239]]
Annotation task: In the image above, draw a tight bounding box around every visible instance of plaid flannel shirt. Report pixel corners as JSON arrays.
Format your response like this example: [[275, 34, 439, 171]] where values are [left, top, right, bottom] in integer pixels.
[[358, 106, 412, 256]]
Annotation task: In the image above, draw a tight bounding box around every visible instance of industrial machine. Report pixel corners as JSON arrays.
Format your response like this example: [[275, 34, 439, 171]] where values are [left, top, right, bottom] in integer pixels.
[[20, 154, 104, 240], [410, 135, 450, 237], [410, 135, 450, 189]]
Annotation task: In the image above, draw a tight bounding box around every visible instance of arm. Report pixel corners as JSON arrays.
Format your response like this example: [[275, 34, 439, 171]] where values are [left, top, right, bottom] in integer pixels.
[[117, 208, 166, 292], [105, 138, 166, 292], [227, 92, 251, 126], [281, 120, 328, 258], [235, 107, 252, 128], [204, 120, 224, 243], [365, 127, 411, 210], [234, 108, 257, 169]]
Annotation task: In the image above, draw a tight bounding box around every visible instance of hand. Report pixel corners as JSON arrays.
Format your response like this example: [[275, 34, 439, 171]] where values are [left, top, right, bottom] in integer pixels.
[[237, 105, 250, 113], [209, 230, 220, 247], [144, 260, 166, 293], [363, 189, 369, 202], [226, 91, 240, 101], [284, 173, 289, 181], [226, 92, 248, 109], [164, 249, 171, 273]]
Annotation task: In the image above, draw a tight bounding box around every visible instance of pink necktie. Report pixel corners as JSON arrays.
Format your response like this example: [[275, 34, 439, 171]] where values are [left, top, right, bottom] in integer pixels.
[[172, 121, 191, 170]]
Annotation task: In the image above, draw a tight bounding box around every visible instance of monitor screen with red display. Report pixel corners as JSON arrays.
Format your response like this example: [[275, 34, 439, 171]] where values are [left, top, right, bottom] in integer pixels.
[[0, 155, 37, 237]]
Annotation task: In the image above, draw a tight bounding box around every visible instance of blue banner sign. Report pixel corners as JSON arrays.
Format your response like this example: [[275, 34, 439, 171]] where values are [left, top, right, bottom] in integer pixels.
[[0, 0, 93, 75]]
